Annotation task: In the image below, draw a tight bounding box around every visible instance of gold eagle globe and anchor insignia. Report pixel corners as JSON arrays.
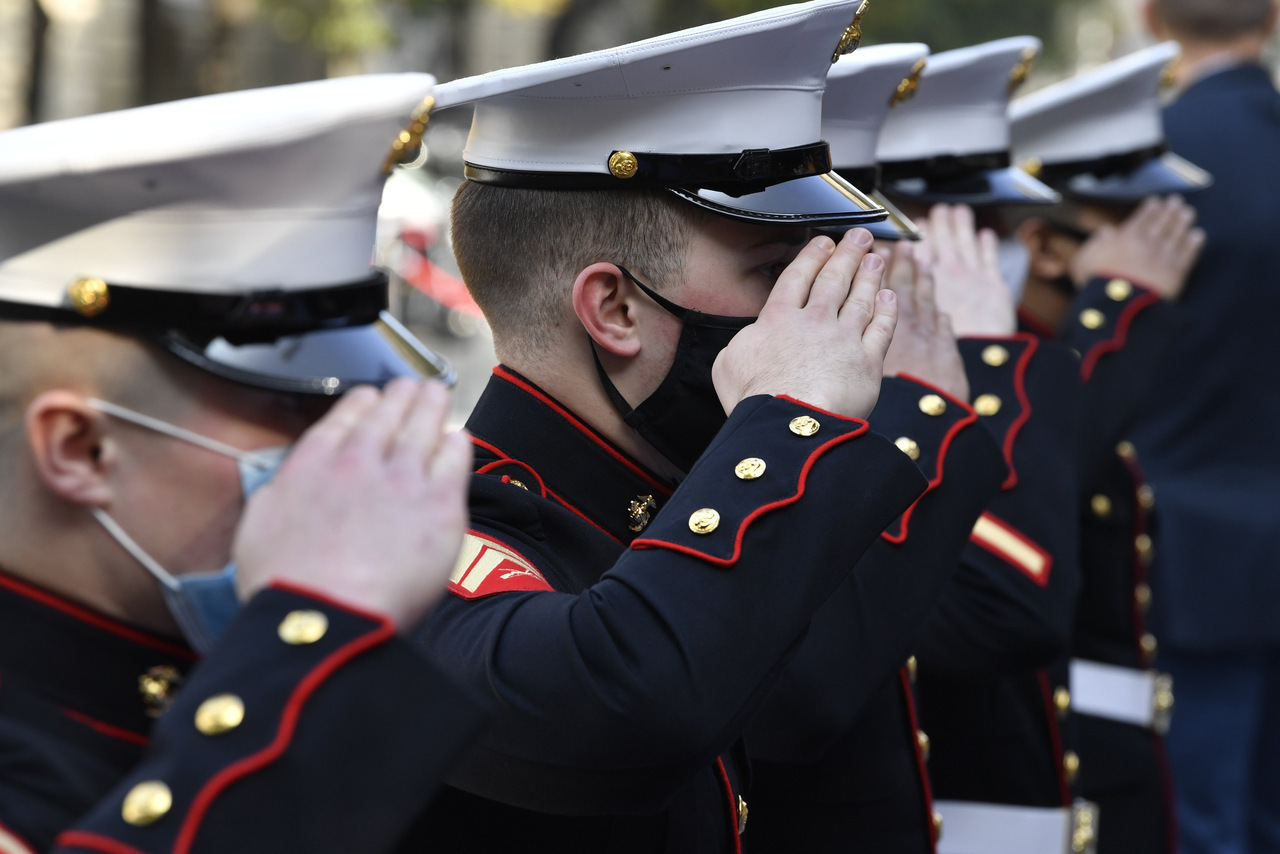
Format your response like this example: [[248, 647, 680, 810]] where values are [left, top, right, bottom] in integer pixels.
[[382, 95, 436, 176], [831, 0, 870, 63], [1008, 47, 1037, 94], [889, 57, 927, 107], [138, 664, 184, 719], [627, 494, 659, 532]]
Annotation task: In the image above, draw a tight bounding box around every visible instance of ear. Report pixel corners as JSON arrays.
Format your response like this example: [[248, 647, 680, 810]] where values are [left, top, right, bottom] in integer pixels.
[[1265, 4, 1279, 38], [1142, 2, 1166, 39], [25, 391, 115, 507], [1017, 218, 1072, 281], [571, 263, 645, 358]]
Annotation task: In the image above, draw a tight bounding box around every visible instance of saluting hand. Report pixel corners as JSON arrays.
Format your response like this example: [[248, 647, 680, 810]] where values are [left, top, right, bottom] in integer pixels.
[[881, 240, 970, 402], [712, 227, 897, 421], [923, 204, 1016, 337], [1070, 195, 1205, 300], [233, 378, 472, 632]]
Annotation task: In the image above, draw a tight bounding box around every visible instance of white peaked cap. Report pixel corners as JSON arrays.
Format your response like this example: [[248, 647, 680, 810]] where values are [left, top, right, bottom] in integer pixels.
[[877, 36, 1041, 163], [1011, 42, 1179, 165], [0, 74, 455, 395], [824, 43, 930, 172], [433, 0, 887, 226]]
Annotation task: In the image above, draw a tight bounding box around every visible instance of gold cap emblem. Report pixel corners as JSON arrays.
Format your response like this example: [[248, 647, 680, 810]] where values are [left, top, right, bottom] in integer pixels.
[[1161, 54, 1180, 90], [627, 494, 658, 533], [832, 0, 870, 63], [1020, 157, 1044, 179], [68, 277, 110, 317], [608, 151, 639, 179], [889, 58, 927, 107], [1008, 47, 1037, 93], [382, 95, 435, 176]]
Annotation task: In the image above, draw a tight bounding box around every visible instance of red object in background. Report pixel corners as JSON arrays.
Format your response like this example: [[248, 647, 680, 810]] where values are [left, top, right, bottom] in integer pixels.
[[395, 229, 483, 318]]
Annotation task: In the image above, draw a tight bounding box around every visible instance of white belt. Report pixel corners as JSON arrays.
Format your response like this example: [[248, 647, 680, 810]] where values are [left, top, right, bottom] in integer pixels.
[[934, 800, 1098, 854], [1069, 658, 1174, 734]]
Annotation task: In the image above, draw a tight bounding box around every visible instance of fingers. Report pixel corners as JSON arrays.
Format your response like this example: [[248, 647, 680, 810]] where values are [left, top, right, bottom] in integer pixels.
[[767, 235, 838, 311], [838, 250, 885, 326], [428, 429, 475, 503], [860, 289, 898, 359], [292, 384, 381, 460], [1175, 226, 1207, 270], [806, 228, 875, 314], [886, 240, 917, 305], [950, 205, 980, 269], [344, 377, 423, 460], [977, 228, 1001, 279], [913, 239, 937, 308], [391, 380, 451, 471], [927, 205, 956, 266]]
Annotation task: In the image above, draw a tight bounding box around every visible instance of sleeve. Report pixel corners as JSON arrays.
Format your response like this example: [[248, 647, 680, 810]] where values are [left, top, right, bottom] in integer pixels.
[[417, 394, 928, 813], [53, 585, 484, 854], [744, 376, 1007, 762], [1058, 275, 1180, 488], [912, 336, 1084, 676]]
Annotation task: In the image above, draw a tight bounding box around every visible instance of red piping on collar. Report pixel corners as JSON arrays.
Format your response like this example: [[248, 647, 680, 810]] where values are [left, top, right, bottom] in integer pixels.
[[899, 668, 939, 849], [880, 375, 979, 545], [1080, 288, 1161, 382], [493, 367, 673, 497], [172, 608, 395, 853], [476, 457, 548, 498], [60, 707, 149, 747], [0, 572, 195, 661], [631, 422, 869, 566], [51, 832, 146, 854]]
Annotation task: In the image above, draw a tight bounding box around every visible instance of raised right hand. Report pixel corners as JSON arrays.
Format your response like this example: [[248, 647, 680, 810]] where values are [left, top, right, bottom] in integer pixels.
[[712, 228, 897, 420], [233, 378, 472, 631], [1070, 195, 1205, 300], [881, 241, 970, 402]]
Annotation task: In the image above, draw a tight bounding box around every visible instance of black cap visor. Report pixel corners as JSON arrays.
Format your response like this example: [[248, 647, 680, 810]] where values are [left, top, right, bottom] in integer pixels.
[[1061, 151, 1212, 204], [882, 165, 1061, 208], [669, 172, 887, 227], [161, 311, 456, 396]]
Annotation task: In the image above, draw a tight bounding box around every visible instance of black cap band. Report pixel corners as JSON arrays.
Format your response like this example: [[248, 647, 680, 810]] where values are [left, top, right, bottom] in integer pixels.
[[1032, 143, 1168, 188], [879, 150, 1012, 185]]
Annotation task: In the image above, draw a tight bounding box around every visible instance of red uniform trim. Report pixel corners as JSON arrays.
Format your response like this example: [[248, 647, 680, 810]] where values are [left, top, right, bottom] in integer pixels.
[[172, 618, 395, 854], [59, 708, 148, 747], [1080, 288, 1161, 382], [51, 832, 147, 854], [0, 572, 194, 661], [476, 458, 548, 498], [997, 334, 1038, 490], [493, 367, 673, 497], [899, 668, 939, 851], [266, 580, 399, 626], [880, 375, 979, 545], [630, 423, 869, 566], [714, 757, 743, 854], [775, 395, 867, 424], [1037, 670, 1072, 807]]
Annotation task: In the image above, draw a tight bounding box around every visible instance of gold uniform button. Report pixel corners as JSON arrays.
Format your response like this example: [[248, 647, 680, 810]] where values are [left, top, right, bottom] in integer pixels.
[[1135, 533, 1155, 566], [919, 394, 947, 416], [1116, 440, 1137, 460], [737, 795, 749, 834], [917, 729, 931, 762], [689, 508, 721, 535], [1063, 750, 1081, 784], [195, 693, 245, 736], [982, 344, 1010, 367], [734, 458, 767, 480], [278, 610, 329, 645], [906, 655, 918, 682], [973, 394, 1002, 416], [895, 437, 921, 461], [1141, 633, 1159, 665], [1137, 484, 1156, 510], [1106, 278, 1134, 301], [1080, 308, 1106, 330], [122, 780, 172, 826], [789, 415, 820, 436], [1135, 582, 1153, 612], [932, 810, 945, 840], [1054, 687, 1071, 718], [1091, 494, 1113, 518]]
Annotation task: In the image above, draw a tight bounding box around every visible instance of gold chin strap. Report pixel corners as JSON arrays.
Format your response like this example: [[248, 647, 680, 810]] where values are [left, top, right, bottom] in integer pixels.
[[382, 94, 436, 176]]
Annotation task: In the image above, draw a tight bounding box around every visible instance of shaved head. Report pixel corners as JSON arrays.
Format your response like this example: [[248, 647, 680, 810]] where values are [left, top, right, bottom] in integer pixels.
[[1153, 0, 1277, 40]]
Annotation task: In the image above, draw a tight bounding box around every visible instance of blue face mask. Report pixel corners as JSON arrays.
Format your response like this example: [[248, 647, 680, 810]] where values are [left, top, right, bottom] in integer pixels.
[[86, 399, 289, 653]]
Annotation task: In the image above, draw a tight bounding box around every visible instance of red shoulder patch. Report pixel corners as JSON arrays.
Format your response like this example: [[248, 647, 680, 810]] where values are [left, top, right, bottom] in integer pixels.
[[449, 531, 554, 600]]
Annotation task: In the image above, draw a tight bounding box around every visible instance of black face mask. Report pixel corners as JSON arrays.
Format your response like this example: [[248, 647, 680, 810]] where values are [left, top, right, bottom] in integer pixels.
[[592, 266, 755, 473]]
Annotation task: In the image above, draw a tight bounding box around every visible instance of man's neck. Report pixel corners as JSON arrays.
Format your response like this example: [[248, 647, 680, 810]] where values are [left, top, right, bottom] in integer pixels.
[[1019, 277, 1072, 332], [1171, 37, 1268, 90]]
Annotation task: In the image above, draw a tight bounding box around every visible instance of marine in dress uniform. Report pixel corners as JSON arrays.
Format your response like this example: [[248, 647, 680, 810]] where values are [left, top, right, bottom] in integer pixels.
[[0, 75, 484, 852], [744, 42, 1008, 854], [877, 39, 1097, 854], [1010, 41, 1212, 854], [399, 3, 966, 851]]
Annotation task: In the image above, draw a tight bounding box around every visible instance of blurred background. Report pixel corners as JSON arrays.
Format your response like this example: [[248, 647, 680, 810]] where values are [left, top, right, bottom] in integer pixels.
[[3, 0, 1275, 424]]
